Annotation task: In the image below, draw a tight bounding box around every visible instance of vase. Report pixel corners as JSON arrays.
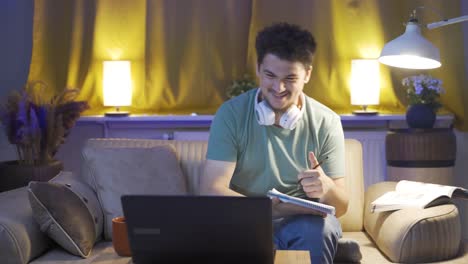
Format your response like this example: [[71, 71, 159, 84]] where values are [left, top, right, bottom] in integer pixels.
[[405, 104, 436, 129], [0, 160, 63, 192], [112, 216, 132, 256]]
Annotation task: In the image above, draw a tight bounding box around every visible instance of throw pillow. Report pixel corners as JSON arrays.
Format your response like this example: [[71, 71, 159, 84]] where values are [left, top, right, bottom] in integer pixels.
[[81, 144, 187, 240], [28, 171, 103, 258]]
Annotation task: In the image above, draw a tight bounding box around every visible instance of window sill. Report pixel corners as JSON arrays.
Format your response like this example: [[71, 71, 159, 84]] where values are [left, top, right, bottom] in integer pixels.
[[78, 113, 454, 130]]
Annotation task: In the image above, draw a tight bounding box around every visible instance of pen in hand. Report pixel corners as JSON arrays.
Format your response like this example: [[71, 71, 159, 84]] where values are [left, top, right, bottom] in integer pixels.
[[312, 156, 328, 170], [297, 156, 329, 188]]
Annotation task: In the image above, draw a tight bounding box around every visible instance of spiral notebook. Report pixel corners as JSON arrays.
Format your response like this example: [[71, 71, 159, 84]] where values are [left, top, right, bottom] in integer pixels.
[[267, 188, 336, 215]]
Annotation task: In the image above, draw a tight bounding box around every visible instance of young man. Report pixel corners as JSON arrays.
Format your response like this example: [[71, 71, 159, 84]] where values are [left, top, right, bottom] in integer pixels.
[[201, 22, 348, 264]]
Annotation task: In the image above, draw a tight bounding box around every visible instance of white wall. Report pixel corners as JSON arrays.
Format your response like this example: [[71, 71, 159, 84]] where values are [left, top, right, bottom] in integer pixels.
[[454, 131, 468, 241], [0, 0, 33, 161], [0, 0, 33, 97], [458, 0, 468, 242]]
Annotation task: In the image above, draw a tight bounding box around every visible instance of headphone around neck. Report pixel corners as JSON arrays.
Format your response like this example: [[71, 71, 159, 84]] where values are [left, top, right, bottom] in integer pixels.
[[254, 88, 305, 130]]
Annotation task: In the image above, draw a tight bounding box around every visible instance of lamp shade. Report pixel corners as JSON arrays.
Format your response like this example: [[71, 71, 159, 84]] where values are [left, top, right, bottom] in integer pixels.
[[103, 60, 132, 107], [379, 22, 441, 69], [350, 59, 380, 106]]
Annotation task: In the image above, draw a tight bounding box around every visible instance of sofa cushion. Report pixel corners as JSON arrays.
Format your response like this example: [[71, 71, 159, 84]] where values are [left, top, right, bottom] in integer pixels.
[[338, 139, 365, 232], [81, 144, 187, 240], [28, 171, 103, 258], [364, 182, 461, 263], [29, 241, 132, 264], [339, 231, 393, 264], [0, 187, 52, 264]]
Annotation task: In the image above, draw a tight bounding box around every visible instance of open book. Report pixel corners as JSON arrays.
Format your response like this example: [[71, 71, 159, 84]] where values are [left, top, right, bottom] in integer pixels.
[[371, 180, 468, 213], [267, 188, 336, 215]]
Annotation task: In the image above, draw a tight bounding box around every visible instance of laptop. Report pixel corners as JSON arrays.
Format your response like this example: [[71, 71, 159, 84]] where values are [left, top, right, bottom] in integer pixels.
[[121, 195, 274, 264]]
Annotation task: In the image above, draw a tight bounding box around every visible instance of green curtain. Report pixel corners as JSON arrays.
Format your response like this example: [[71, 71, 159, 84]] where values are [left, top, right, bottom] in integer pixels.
[[27, 0, 468, 130]]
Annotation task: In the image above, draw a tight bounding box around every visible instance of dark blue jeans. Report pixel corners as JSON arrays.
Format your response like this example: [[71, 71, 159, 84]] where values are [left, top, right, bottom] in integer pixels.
[[273, 214, 342, 264]]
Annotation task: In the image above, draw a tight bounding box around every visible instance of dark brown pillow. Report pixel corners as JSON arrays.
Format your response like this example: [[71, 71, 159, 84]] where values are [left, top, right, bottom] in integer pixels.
[[28, 171, 103, 258]]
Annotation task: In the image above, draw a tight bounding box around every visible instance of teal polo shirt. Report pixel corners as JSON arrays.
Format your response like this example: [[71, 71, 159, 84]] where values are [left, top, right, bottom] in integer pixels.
[[206, 88, 345, 198]]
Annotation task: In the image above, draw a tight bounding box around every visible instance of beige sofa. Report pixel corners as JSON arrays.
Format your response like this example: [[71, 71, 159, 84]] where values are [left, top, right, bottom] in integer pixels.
[[0, 138, 467, 263]]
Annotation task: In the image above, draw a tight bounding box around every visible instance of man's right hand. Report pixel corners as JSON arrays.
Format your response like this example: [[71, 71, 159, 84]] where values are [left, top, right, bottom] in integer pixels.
[[271, 197, 326, 219]]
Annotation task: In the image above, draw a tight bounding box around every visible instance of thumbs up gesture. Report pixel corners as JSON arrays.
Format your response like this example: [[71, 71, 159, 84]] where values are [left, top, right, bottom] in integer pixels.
[[297, 152, 335, 199]]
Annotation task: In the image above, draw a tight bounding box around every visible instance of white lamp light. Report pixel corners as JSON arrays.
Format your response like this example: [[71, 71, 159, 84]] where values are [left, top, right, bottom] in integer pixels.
[[350, 59, 380, 115], [103, 60, 132, 117], [379, 21, 441, 69], [379, 10, 468, 69]]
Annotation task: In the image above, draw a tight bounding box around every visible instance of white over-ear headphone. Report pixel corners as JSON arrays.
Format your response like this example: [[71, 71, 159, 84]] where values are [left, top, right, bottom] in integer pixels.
[[254, 88, 305, 130]]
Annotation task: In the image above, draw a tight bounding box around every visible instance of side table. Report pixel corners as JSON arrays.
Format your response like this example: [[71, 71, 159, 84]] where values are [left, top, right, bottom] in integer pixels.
[[274, 250, 311, 264], [385, 128, 456, 185]]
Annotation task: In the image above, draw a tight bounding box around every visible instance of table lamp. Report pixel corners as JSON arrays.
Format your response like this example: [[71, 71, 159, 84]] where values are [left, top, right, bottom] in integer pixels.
[[379, 9, 468, 69], [350, 59, 380, 115], [103, 60, 132, 117]]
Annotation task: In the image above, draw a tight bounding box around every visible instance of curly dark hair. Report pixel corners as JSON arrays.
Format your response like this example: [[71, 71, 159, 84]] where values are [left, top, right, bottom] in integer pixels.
[[255, 22, 316, 68]]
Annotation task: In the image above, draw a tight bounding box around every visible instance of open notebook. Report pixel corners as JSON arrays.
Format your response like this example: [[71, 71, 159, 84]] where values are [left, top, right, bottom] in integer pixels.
[[371, 180, 468, 213]]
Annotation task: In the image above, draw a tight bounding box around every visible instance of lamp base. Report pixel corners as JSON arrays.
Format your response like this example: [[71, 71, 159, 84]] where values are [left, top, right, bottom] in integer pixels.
[[105, 111, 130, 117], [352, 109, 378, 115]]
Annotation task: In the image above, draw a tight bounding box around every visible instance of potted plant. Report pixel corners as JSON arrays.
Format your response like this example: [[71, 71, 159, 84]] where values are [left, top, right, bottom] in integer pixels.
[[0, 81, 88, 191], [402, 74, 445, 129], [226, 74, 257, 99]]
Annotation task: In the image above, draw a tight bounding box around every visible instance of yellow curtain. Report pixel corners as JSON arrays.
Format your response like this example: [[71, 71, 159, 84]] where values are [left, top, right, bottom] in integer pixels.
[[143, 0, 252, 113], [246, 0, 401, 112], [28, 0, 468, 130]]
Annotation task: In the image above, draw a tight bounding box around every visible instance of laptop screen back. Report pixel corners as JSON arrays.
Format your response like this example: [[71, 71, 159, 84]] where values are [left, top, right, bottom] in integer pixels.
[[121, 195, 273, 264]]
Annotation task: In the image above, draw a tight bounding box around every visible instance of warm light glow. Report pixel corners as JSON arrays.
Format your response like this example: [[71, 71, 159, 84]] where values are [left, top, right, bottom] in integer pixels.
[[106, 49, 124, 60], [103, 61, 132, 107], [350, 59, 380, 106], [379, 22, 441, 69], [358, 46, 383, 59], [378, 55, 441, 69]]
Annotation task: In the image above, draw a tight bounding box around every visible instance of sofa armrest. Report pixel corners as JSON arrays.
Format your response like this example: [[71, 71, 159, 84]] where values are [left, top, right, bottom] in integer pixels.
[[364, 182, 461, 263], [0, 187, 51, 264]]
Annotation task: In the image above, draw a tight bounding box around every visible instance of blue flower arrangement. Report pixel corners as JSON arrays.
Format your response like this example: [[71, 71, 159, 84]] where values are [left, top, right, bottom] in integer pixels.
[[402, 74, 445, 112]]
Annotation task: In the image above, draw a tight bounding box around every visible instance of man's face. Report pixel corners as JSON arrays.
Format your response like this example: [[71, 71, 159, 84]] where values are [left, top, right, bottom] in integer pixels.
[[256, 54, 312, 113]]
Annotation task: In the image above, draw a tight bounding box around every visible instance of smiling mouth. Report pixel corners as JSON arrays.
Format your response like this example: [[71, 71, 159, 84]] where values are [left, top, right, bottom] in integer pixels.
[[271, 92, 289, 99]]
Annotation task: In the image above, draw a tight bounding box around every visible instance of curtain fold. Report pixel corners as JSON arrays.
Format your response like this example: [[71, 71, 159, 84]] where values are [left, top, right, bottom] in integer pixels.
[[27, 0, 468, 130], [145, 0, 252, 113]]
